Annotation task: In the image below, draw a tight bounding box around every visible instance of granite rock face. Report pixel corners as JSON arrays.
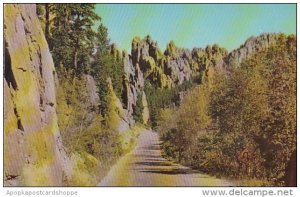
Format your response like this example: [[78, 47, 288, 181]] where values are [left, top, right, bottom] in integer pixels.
[[4, 4, 65, 186]]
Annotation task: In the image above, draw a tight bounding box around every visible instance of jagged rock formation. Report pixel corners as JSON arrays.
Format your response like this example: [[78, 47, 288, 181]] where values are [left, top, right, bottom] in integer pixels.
[[225, 33, 280, 67], [4, 4, 65, 186], [130, 36, 194, 88], [122, 52, 144, 126], [121, 36, 228, 124], [119, 34, 285, 125]]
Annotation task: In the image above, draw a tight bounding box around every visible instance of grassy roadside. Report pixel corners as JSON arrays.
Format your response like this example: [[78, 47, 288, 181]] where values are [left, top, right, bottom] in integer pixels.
[[119, 124, 146, 154], [94, 124, 146, 185]]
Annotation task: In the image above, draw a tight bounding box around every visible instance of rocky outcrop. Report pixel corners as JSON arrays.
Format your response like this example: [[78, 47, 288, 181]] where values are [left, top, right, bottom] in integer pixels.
[[84, 74, 100, 110], [121, 36, 228, 124], [130, 37, 194, 88], [225, 33, 280, 67], [106, 78, 131, 133], [120, 34, 283, 125], [4, 4, 65, 186], [122, 52, 143, 124], [141, 91, 150, 125]]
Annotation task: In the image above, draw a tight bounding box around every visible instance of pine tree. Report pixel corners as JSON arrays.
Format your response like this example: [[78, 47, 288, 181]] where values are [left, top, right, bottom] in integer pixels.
[[48, 4, 100, 72], [133, 92, 144, 123], [91, 25, 124, 115]]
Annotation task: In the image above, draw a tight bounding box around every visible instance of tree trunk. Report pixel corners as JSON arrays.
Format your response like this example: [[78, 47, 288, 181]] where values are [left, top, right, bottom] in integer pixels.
[[73, 13, 80, 71], [74, 43, 78, 70], [178, 148, 182, 163], [284, 150, 297, 186]]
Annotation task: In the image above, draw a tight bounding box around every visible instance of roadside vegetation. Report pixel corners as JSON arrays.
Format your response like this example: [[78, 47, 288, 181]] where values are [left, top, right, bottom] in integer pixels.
[[37, 4, 141, 185], [156, 34, 296, 186]]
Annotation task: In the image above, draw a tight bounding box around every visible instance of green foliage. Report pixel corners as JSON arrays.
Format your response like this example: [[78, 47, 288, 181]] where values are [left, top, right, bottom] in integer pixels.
[[91, 53, 124, 115], [157, 34, 296, 186], [133, 92, 144, 123], [242, 34, 296, 181], [39, 3, 125, 116], [89, 22, 125, 115], [144, 78, 196, 127], [66, 152, 100, 186], [164, 40, 177, 57], [56, 70, 123, 185], [119, 125, 143, 154], [47, 4, 100, 72], [208, 67, 268, 178], [96, 24, 110, 55], [158, 84, 211, 164]]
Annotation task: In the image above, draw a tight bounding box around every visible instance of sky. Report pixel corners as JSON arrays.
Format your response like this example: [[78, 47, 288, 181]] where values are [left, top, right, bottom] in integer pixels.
[[95, 4, 296, 52]]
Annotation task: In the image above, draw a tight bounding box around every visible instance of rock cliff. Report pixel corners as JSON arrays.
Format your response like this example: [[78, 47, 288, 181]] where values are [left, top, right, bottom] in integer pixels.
[[120, 36, 228, 124], [4, 4, 65, 186]]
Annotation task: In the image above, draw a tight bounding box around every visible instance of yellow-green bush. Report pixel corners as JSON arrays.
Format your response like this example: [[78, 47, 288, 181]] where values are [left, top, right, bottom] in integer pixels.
[[22, 120, 59, 186], [66, 152, 99, 186], [119, 124, 144, 154]]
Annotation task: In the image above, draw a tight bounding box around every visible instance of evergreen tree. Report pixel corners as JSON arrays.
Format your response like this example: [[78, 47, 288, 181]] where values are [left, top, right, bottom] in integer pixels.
[[46, 4, 100, 72], [133, 92, 144, 123], [91, 24, 124, 115]]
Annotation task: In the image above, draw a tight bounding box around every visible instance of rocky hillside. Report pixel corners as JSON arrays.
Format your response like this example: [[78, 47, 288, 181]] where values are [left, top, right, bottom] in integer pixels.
[[120, 36, 228, 126], [4, 4, 66, 186]]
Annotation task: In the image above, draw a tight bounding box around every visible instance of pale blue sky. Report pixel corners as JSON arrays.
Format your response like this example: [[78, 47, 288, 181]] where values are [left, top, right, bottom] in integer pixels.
[[95, 4, 296, 52]]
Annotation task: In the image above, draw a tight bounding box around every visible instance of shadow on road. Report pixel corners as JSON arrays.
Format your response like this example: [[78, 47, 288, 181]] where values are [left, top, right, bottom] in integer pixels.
[[140, 168, 199, 175], [99, 130, 235, 186], [133, 142, 200, 175], [135, 161, 173, 167]]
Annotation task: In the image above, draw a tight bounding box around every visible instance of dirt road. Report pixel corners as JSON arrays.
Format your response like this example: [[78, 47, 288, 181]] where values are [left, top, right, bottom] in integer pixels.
[[98, 130, 235, 186]]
